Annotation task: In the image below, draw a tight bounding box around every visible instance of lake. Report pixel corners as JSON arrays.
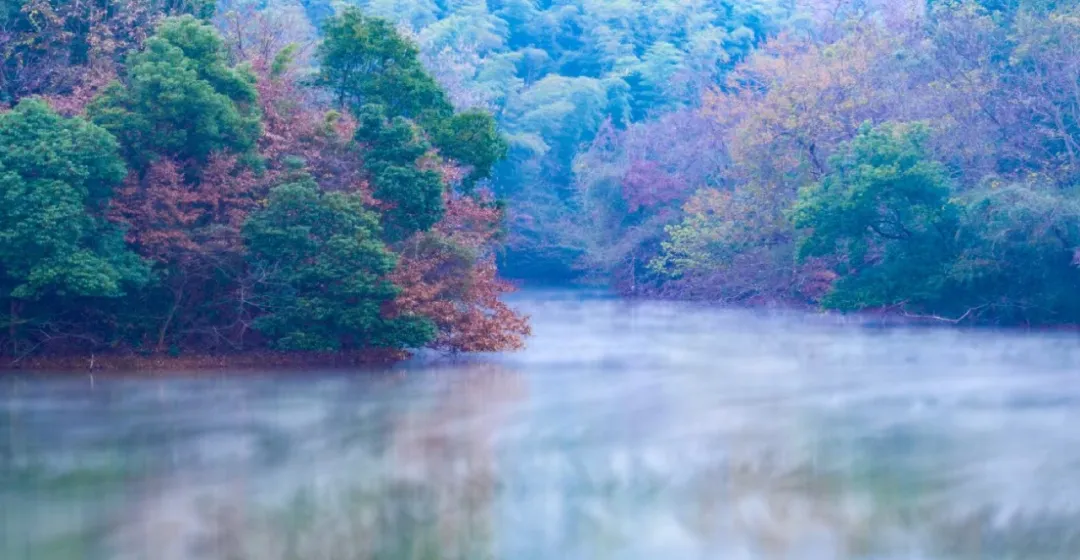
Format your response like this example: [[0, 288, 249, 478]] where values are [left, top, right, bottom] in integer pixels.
[[4, 290, 1080, 559]]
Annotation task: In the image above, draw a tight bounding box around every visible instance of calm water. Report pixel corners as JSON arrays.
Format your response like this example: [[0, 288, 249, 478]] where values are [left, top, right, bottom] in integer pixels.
[[4, 290, 1080, 559]]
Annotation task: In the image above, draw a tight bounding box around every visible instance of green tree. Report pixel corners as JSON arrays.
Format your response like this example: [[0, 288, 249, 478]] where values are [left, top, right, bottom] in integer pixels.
[[355, 105, 446, 238], [434, 109, 507, 185], [315, 8, 452, 126], [243, 175, 435, 351], [793, 122, 961, 313], [951, 183, 1080, 324], [88, 15, 261, 171], [0, 99, 148, 345], [316, 6, 509, 195]]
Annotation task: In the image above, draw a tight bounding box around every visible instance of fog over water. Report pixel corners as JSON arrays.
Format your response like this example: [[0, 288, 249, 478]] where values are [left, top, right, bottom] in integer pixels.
[[4, 290, 1080, 559]]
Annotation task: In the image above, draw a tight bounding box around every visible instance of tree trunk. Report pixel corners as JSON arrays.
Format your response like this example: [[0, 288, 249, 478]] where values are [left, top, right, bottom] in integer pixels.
[[157, 288, 183, 352], [7, 299, 16, 357]]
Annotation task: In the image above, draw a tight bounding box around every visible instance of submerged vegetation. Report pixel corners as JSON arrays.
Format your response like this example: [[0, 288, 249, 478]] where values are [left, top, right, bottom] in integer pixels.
[[0, 3, 528, 362]]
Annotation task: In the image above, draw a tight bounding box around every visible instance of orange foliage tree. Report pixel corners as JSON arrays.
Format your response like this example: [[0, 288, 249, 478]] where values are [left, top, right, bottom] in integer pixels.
[[390, 182, 530, 353], [109, 155, 260, 350]]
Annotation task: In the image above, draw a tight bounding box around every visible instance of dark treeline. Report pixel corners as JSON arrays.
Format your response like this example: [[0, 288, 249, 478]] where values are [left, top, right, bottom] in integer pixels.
[[340, 0, 1080, 325], [0, 2, 529, 361]]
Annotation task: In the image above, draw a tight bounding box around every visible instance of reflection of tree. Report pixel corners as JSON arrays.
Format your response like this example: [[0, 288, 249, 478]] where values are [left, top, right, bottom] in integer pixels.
[[206, 363, 526, 560], [694, 415, 947, 559], [694, 414, 1080, 560], [385, 364, 526, 559], [1, 378, 146, 560], [934, 509, 1080, 560], [13, 367, 1080, 560]]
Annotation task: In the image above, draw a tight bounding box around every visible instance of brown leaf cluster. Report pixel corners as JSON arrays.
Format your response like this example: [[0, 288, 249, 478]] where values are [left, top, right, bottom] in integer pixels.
[[391, 194, 530, 353], [110, 155, 258, 264], [247, 30, 371, 196]]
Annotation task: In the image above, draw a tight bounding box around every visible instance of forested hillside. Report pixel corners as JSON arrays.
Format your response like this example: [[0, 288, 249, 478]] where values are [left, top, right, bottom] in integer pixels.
[[5, 0, 1080, 348], [595, 0, 1080, 325], [318, 0, 1080, 325], [336, 0, 799, 279], [0, 2, 529, 361]]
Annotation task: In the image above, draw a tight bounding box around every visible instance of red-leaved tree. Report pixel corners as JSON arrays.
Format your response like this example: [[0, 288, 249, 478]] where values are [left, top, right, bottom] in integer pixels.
[[391, 187, 530, 353], [109, 155, 259, 350]]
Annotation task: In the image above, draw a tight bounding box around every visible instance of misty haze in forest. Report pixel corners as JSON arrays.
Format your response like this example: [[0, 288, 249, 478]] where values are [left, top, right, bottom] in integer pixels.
[[5, 0, 1080, 364]]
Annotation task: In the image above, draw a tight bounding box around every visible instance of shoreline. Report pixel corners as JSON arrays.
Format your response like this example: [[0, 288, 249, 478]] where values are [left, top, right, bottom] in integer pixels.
[[595, 285, 1080, 331], [8, 292, 1080, 375], [0, 349, 408, 375]]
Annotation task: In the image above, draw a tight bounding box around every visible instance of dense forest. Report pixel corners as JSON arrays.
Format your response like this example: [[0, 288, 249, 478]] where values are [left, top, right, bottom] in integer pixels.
[[3, 0, 1080, 365], [345, 0, 799, 280], [0, 1, 529, 361], [334, 0, 1080, 325]]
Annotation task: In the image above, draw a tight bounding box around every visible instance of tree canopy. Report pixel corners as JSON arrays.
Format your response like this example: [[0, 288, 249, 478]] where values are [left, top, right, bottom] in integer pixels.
[[244, 175, 436, 351], [0, 99, 147, 303], [88, 15, 261, 170], [332, 0, 793, 278], [0, 8, 529, 360]]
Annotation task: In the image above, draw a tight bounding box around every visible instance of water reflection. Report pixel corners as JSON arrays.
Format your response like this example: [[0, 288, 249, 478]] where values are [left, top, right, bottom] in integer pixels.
[[4, 290, 1080, 559], [216, 366, 526, 560]]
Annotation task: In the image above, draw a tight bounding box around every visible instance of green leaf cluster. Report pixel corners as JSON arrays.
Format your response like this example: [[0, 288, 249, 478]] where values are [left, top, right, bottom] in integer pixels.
[[794, 121, 1080, 323], [354, 105, 445, 238], [316, 8, 452, 126], [244, 175, 435, 351], [0, 99, 147, 302], [793, 123, 962, 312], [88, 15, 261, 170]]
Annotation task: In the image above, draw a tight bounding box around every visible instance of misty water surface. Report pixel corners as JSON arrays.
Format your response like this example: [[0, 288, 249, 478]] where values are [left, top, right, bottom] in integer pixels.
[[4, 290, 1080, 559]]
